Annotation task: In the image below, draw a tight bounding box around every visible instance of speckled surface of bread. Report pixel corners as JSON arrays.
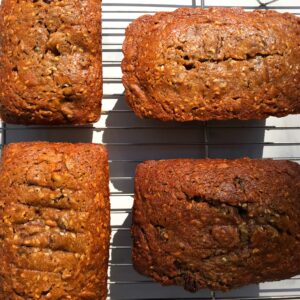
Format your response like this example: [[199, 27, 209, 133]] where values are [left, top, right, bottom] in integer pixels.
[[0, 142, 110, 299], [0, 0, 102, 125], [132, 158, 300, 292], [122, 8, 300, 121]]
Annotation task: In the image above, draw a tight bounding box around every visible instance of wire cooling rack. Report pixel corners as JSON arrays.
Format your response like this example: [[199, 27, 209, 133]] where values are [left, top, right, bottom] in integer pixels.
[[1, 0, 300, 299]]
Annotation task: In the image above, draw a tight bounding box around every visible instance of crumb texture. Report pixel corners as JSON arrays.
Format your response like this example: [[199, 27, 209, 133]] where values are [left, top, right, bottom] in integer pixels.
[[0, 142, 110, 299], [132, 158, 300, 291], [0, 0, 102, 125], [122, 8, 300, 121]]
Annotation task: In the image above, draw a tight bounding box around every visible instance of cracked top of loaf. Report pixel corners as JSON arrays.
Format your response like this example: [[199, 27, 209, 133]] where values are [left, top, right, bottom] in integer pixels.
[[0, 142, 110, 299], [0, 0, 102, 125], [122, 8, 300, 121], [132, 158, 300, 292]]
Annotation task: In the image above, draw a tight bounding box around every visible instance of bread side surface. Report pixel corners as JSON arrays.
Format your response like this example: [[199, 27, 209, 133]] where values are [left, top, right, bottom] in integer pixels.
[[0, 0, 102, 125], [132, 158, 300, 291], [122, 8, 300, 121], [0, 142, 110, 299]]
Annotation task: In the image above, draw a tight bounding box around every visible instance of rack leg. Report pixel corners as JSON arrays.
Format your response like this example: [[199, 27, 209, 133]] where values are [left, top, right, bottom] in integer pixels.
[[211, 291, 216, 300]]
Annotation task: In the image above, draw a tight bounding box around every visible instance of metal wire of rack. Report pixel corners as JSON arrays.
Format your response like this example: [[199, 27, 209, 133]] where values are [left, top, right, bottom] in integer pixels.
[[1, 0, 300, 299]]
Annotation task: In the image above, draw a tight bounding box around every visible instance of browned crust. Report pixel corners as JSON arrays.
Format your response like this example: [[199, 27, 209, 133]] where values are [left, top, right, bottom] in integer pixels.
[[0, 0, 102, 125], [132, 158, 300, 292], [0, 142, 110, 299], [122, 8, 300, 121]]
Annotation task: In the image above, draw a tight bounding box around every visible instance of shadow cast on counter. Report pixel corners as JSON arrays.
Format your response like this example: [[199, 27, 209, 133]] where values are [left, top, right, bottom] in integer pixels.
[[104, 93, 208, 194], [206, 119, 266, 159], [4, 124, 94, 144]]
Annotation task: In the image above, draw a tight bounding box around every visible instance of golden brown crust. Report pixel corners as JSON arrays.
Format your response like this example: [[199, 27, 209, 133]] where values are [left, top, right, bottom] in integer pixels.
[[0, 142, 110, 299], [0, 0, 102, 125], [122, 8, 300, 121], [132, 158, 300, 292]]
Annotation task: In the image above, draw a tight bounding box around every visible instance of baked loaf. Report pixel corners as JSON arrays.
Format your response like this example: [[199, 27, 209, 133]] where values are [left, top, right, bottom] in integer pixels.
[[0, 142, 110, 299], [132, 158, 300, 292], [122, 8, 300, 121], [0, 0, 102, 125]]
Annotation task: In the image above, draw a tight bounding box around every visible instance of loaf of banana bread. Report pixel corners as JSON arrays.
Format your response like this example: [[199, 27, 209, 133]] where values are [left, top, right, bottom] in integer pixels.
[[132, 158, 300, 292], [0, 0, 102, 124], [122, 8, 300, 121], [0, 142, 110, 299]]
